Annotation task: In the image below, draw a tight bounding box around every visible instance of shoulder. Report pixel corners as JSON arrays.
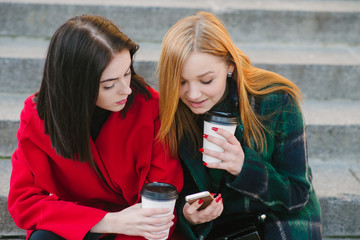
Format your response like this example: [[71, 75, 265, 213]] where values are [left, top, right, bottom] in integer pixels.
[[17, 94, 43, 140], [133, 86, 159, 104], [20, 94, 38, 123], [131, 86, 160, 118], [147, 86, 159, 100], [252, 91, 300, 116]]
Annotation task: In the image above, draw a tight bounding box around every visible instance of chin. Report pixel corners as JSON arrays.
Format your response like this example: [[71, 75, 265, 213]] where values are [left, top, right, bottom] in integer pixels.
[[189, 107, 208, 115], [109, 106, 125, 112]]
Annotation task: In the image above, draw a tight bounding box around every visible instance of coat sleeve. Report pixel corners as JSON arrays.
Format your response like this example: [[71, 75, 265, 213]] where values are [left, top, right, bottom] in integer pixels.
[[226, 94, 312, 213], [8, 104, 107, 240]]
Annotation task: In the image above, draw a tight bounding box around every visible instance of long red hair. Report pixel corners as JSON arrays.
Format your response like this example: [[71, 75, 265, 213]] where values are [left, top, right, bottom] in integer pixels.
[[157, 11, 302, 157]]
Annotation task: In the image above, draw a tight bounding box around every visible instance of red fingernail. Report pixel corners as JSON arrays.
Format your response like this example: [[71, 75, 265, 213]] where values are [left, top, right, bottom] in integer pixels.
[[198, 199, 204, 204], [203, 162, 207, 166], [199, 148, 204, 153], [212, 127, 218, 131], [216, 197, 221, 202], [203, 134, 208, 139], [210, 193, 216, 196]]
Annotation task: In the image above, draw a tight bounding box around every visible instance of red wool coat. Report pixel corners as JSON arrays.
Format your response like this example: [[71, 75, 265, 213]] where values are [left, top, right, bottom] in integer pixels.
[[8, 88, 183, 240]]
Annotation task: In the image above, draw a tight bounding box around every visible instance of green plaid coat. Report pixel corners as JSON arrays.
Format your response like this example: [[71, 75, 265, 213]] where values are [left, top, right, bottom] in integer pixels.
[[176, 91, 322, 240]]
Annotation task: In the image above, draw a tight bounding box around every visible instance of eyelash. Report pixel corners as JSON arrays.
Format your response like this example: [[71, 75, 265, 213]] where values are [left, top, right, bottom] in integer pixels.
[[180, 79, 213, 86], [202, 80, 213, 85], [103, 71, 131, 90]]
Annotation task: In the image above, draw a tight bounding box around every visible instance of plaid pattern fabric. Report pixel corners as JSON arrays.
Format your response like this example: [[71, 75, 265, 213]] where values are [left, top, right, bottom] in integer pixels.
[[177, 92, 322, 240]]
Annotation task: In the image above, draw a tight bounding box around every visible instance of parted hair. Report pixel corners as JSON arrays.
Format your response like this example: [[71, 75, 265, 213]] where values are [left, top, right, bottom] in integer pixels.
[[36, 15, 150, 167], [157, 11, 302, 157]]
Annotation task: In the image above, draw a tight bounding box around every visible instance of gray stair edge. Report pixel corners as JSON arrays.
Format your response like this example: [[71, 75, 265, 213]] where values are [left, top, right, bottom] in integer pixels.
[[1, 37, 360, 66], [2, 59, 360, 100], [1, 39, 360, 100], [1, 1, 360, 46], [2, 0, 360, 12]]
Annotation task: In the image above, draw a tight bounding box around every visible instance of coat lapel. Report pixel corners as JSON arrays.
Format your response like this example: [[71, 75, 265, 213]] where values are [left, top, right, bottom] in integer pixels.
[[179, 137, 212, 192]]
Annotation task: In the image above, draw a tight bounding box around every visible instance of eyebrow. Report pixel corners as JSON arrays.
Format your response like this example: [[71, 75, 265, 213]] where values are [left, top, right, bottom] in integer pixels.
[[197, 71, 214, 78], [100, 77, 118, 83], [181, 71, 215, 81], [100, 64, 131, 83]]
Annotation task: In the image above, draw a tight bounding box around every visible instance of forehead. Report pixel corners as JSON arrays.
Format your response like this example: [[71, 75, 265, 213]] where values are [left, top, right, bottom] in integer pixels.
[[101, 49, 131, 79], [182, 52, 225, 76]]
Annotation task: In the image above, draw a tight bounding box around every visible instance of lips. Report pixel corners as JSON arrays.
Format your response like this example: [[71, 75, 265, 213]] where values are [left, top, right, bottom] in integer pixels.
[[116, 99, 127, 105], [188, 99, 207, 108]]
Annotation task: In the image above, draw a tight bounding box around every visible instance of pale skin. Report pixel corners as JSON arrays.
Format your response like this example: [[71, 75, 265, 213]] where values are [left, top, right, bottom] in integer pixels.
[[180, 51, 245, 224], [91, 203, 174, 239], [90, 50, 175, 238]]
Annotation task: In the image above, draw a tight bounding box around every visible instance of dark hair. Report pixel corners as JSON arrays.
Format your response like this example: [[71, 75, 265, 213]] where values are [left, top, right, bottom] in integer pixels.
[[36, 15, 150, 168]]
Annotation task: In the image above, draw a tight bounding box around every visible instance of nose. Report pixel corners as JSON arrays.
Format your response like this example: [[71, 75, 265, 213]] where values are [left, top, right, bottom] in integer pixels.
[[117, 80, 132, 96], [186, 83, 201, 100]]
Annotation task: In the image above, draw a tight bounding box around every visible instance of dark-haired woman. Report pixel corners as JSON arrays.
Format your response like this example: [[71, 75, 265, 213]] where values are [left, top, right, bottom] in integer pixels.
[[8, 15, 183, 240]]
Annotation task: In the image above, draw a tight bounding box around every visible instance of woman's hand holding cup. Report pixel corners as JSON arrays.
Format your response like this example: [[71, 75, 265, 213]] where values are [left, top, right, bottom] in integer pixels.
[[201, 111, 244, 176], [202, 127, 244, 176]]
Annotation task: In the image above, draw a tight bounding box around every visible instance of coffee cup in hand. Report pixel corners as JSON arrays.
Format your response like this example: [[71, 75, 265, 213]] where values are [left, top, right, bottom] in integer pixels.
[[203, 111, 238, 163], [140, 182, 178, 240]]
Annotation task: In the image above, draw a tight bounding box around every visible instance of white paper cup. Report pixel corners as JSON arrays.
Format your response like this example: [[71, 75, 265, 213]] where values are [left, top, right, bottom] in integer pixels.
[[203, 111, 238, 163], [140, 182, 178, 240]]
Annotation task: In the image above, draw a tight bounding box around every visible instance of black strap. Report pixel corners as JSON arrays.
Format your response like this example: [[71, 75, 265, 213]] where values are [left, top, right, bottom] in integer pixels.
[[206, 214, 266, 240]]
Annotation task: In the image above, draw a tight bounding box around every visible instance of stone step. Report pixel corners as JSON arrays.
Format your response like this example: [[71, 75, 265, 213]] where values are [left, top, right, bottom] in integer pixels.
[[310, 159, 360, 238], [0, 158, 359, 238], [0, 0, 359, 46], [303, 99, 360, 161], [0, 93, 359, 160], [1, 37, 360, 100]]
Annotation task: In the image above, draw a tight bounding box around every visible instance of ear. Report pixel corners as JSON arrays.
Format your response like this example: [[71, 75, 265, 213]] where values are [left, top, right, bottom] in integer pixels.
[[227, 64, 235, 74]]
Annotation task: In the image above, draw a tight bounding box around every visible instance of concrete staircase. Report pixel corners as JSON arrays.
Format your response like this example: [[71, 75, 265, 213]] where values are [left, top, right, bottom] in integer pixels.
[[1, 0, 359, 239]]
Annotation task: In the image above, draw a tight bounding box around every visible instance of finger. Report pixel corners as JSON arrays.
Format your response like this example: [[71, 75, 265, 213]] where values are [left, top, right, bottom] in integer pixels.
[[144, 230, 169, 240], [212, 127, 239, 144], [147, 219, 174, 231], [214, 200, 224, 217], [185, 199, 205, 214], [145, 214, 174, 226], [202, 146, 227, 160], [204, 160, 228, 170], [141, 207, 172, 217], [206, 135, 240, 154], [204, 134, 228, 150], [199, 195, 220, 215]]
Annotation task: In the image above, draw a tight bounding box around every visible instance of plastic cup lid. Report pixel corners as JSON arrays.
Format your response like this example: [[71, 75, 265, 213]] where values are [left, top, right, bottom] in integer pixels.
[[204, 111, 238, 125], [140, 182, 178, 201]]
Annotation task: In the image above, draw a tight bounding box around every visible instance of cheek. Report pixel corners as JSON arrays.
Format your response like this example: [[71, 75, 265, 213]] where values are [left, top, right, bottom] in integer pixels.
[[179, 86, 186, 100], [96, 91, 106, 106], [95, 96, 102, 107], [208, 84, 225, 99], [214, 78, 227, 97]]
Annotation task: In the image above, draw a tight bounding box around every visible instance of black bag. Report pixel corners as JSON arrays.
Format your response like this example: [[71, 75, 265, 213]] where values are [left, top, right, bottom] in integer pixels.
[[206, 214, 266, 240]]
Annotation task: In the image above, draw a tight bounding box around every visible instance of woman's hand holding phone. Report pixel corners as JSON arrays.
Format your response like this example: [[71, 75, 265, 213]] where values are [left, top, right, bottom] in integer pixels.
[[183, 191, 223, 225]]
